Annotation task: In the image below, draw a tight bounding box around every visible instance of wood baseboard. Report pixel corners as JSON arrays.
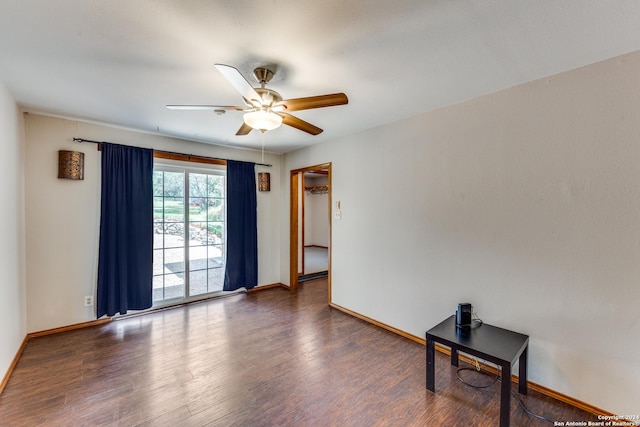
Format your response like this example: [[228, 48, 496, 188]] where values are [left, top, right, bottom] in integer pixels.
[[248, 283, 289, 292], [27, 318, 112, 339], [330, 302, 424, 344], [527, 381, 616, 418], [329, 302, 615, 418], [0, 335, 28, 395]]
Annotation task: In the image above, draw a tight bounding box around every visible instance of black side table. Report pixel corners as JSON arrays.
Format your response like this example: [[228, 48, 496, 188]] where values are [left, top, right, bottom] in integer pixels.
[[426, 315, 529, 427]]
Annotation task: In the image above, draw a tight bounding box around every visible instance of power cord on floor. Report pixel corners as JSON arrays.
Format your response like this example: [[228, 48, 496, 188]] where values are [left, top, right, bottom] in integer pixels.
[[455, 366, 499, 388], [510, 387, 555, 424], [456, 359, 555, 424]]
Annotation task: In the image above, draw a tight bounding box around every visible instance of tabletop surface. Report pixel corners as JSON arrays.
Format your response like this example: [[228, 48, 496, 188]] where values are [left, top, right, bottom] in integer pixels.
[[427, 315, 529, 364]]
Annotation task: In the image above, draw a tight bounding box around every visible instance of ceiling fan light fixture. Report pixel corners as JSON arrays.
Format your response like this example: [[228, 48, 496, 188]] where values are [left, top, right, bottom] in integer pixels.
[[243, 108, 283, 132]]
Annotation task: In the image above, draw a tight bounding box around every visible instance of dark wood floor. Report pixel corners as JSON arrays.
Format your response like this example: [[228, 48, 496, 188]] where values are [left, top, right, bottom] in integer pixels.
[[1, 278, 600, 426]]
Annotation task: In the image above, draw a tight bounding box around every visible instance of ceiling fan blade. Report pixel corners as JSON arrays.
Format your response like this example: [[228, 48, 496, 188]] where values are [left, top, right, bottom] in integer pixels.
[[279, 93, 348, 112], [214, 64, 263, 106], [166, 105, 247, 111], [236, 122, 253, 136], [280, 113, 323, 135]]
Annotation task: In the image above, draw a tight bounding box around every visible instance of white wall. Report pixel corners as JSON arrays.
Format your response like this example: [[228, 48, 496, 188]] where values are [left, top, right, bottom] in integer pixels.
[[0, 83, 26, 380], [304, 175, 329, 247], [282, 51, 640, 414], [24, 114, 281, 333]]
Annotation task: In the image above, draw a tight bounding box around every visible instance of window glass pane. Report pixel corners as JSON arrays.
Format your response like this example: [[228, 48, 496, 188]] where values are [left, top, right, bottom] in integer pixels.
[[208, 244, 223, 268], [152, 276, 164, 301], [163, 197, 184, 222], [189, 270, 208, 296], [208, 268, 224, 292], [153, 171, 164, 196], [190, 173, 207, 197], [153, 231, 163, 250], [163, 223, 184, 249], [164, 248, 184, 274], [188, 222, 207, 247], [153, 196, 164, 221], [153, 249, 165, 275], [163, 171, 184, 197], [153, 171, 164, 197], [188, 201, 207, 222], [207, 199, 224, 222], [163, 274, 184, 300], [208, 175, 224, 198], [189, 245, 208, 271], [208, 222, 224, 242]]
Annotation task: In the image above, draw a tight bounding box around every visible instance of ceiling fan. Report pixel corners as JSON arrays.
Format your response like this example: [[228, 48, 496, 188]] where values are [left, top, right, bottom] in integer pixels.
[[167, 64, 348, 136]]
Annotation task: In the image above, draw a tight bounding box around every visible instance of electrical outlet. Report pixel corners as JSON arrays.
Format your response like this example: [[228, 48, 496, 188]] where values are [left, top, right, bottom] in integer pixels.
[[84, 296, 94, 307]]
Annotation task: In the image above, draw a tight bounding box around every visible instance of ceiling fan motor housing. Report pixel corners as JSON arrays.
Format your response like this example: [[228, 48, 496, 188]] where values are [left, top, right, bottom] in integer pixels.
[[253, 67, 275, 85], [254, 88, 283, 107]]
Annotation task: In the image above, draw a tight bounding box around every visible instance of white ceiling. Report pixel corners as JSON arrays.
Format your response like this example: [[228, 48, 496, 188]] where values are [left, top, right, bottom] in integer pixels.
[[1, 1, 640, 154]]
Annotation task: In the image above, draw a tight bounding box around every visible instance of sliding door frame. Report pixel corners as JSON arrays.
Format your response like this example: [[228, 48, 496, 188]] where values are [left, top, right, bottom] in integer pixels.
[[152, 159, 227, 307]]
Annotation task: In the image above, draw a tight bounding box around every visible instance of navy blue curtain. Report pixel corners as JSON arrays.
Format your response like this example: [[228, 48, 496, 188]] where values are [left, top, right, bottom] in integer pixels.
[[96, 143, 154, 318], [224, 160, 258, 291]]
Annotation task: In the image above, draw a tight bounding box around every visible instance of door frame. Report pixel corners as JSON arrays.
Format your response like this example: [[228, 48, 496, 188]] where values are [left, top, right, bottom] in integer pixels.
[[289, 162, 331, 296]]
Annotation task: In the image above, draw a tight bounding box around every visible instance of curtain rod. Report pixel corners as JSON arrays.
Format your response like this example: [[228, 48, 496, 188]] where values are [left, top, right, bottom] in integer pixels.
[[72, 138, 272, 168]]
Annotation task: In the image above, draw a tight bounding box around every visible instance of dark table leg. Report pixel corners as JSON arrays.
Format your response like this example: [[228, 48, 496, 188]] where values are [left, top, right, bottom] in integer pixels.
[[518, 345, 528, 395], [426, 336, 435, 391], [450, 345, 459, 367], [500, 364, 511, 427]]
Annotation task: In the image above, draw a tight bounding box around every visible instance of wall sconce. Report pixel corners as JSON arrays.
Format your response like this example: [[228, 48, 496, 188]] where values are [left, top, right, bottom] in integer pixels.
[[258, 172, 270, 192], [58, 150, 85, 180]]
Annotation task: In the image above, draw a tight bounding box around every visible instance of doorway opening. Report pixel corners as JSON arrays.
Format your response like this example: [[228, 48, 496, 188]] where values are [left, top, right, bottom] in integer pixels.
[[289, 163, 331, 294]]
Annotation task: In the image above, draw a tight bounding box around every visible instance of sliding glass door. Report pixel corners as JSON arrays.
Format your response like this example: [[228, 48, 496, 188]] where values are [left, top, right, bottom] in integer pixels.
[[153, 165, 226, 304]]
